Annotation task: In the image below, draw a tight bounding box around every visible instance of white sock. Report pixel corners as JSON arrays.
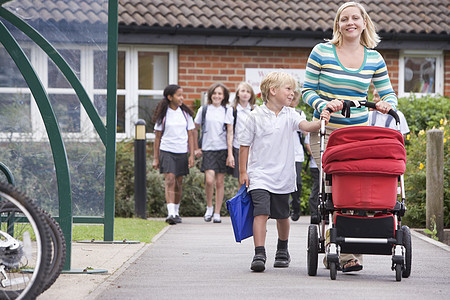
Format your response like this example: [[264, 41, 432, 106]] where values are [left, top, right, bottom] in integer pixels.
[[174, 204, 180, 216], [205, 206, 213, 216], [167, 203, 175, 216], [213, 213, 220, 220]]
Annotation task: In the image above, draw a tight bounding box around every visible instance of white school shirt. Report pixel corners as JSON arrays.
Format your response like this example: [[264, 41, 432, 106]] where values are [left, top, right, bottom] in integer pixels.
[[194, 104, 233, 151], [368, 110, 410, 135], [232, 103, 253, 149], [239, 104, 306, 194], [304, 133, 318, 168], [153, 107, 195, 153], [293, 109, 306, 163]]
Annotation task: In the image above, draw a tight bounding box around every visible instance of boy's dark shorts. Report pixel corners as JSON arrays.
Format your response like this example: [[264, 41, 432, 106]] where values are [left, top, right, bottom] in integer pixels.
[[249, 189, 290, 219]]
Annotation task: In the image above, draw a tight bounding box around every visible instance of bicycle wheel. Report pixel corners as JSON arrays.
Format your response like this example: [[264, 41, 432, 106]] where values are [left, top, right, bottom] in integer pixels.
[[0, 181, 51, 299], [39, 209, 66, 294]]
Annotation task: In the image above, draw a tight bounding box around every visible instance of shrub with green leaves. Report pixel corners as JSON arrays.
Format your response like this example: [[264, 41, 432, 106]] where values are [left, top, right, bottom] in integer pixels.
[[400, 95, 449, 228], [115, 142, 240, 218]]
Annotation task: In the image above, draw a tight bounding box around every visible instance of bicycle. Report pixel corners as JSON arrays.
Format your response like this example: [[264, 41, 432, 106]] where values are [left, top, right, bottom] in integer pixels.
[[0, 180, 52, 299]]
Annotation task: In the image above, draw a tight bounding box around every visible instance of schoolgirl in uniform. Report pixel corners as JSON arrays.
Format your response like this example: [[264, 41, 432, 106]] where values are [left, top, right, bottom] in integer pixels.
[[194, 83, 233, 223], [227, 82, 256, 179], [153, 84, 195, 225]]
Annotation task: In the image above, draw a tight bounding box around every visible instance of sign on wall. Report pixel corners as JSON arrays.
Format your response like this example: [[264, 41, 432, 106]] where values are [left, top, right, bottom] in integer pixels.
[[245, 68, 306, 95]]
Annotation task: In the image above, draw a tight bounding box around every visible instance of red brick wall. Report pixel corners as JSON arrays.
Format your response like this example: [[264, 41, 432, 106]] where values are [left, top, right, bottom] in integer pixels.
[[179, 46, 448, 108], [444, 51, 450, 97], [178, 45, 310, 106], [378, 50, 399, 93]]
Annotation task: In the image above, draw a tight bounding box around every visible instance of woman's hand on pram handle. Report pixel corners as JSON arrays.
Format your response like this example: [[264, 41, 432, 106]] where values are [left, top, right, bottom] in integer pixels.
[[375, 101, 393, 114], [324, 99, 344, 113]]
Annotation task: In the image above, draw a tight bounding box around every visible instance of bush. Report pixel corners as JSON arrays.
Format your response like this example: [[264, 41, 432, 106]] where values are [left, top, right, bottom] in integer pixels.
[[115, 142, 240, 218], [399, 95, 449, 228]]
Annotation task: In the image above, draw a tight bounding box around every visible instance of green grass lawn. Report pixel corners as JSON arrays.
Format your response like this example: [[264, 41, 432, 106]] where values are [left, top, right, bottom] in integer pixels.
[[72, 218, 167, 243]]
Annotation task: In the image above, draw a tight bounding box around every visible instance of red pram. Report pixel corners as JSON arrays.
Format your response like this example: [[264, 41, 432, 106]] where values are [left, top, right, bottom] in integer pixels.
[[306, 101, 412, 282]]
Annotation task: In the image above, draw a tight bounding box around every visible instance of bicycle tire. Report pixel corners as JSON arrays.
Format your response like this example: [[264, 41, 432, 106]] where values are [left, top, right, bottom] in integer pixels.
[[38, 209, 66, 294], [0, 181, 52, 299]]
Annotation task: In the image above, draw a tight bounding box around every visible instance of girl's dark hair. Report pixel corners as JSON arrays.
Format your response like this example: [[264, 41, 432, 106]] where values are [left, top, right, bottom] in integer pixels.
[[152, 84, 194, 125], [207, 83, 229, 107]]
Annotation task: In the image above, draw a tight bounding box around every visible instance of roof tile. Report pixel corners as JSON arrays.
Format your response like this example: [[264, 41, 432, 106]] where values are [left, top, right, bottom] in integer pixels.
[[3, 0, 447, 36]]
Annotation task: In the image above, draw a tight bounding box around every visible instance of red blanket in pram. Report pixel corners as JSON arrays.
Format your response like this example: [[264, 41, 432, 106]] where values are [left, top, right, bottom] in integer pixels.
[[322, 126, 406, 210]]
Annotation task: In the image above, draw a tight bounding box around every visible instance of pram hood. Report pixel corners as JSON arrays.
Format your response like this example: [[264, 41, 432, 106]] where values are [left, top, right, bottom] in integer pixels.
[[323, 126, 406, 176]]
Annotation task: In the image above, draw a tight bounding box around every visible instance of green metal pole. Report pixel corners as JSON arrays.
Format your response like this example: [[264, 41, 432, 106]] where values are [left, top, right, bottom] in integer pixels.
[[104, 0, 118, 241], [0, 20, 73, 270]]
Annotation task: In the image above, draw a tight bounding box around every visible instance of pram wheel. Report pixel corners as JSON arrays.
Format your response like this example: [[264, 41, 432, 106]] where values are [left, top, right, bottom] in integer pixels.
[[395, 264, 402, 281], [307, 225, 319, 276], [329, 262, 337, 280], [402, 225, 412, 278]]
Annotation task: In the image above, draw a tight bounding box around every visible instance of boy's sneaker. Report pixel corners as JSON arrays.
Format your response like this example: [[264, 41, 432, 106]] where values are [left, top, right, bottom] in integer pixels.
[[250, 254, 266, 272], [213, 217, 221, 223], [165, 215, 176, 225], [273, 249, 290, 268]]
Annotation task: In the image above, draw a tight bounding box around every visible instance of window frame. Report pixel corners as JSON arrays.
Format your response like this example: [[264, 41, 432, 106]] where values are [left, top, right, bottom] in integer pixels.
[[117, 45, 178, 141], [0, 43, 107, 142], [0, 43, 178, 142], [398, 50, 444, 98]]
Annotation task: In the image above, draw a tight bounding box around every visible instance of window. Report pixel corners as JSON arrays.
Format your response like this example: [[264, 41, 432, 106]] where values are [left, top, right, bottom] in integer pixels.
[[116, 45, 177, 140], [0, 44, 108, 142], [398, 50, 444, 97], [0, 44, 178, 141]]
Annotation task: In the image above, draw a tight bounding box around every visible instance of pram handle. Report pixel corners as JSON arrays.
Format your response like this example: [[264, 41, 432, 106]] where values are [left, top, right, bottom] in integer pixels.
[[332, 100, 400, 125], [358, 100, 400, 125], [322, 101, 400, 125]]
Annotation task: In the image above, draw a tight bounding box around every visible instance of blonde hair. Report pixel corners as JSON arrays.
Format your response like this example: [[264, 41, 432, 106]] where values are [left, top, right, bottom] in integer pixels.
[[233, 82, 256, 110], [260, 72, 296, 103], [329, 1, 380, 49]]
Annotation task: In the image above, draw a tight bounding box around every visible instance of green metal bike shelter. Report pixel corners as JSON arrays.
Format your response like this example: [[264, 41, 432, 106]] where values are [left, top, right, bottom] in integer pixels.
[[0, 0, 118, 270]]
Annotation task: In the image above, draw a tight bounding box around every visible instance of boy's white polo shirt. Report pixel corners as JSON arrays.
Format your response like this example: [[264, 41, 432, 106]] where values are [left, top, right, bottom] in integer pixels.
[[194, 104, 233, 151], [240, 104, 306, 194], [154, 107, 195, 153]]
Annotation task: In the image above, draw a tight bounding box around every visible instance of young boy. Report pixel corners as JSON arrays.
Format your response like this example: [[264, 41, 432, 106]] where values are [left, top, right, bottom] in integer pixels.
[[239, 72, 330, 272]]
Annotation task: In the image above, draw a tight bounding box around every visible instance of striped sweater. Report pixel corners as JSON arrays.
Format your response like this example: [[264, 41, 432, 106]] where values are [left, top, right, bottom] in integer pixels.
[[302, 42, 397, 128]]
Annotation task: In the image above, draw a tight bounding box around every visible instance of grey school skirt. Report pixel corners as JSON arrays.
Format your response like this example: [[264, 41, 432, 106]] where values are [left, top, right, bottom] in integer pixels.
[[159, 150, 189, 176], [201, 150, 227, 173]]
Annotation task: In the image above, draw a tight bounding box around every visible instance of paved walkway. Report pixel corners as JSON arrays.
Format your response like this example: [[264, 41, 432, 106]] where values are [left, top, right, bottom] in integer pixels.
[[40, 216, 450, 299]]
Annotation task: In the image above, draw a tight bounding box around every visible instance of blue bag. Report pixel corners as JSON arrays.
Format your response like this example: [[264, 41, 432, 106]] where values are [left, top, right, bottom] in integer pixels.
[[226, 184, 254, 243]]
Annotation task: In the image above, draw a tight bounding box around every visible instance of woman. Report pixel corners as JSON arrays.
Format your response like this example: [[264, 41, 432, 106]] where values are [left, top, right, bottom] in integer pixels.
[[302, 1, 398, 273], [153, 84, 195, 225]]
